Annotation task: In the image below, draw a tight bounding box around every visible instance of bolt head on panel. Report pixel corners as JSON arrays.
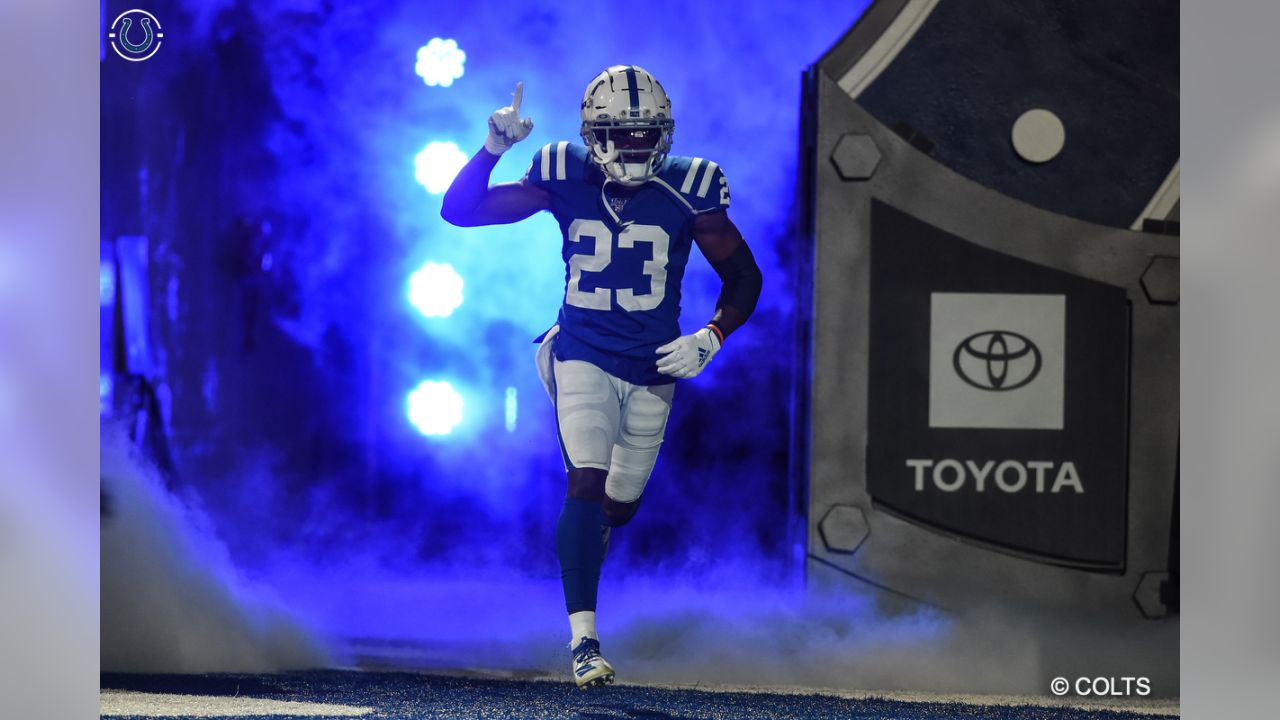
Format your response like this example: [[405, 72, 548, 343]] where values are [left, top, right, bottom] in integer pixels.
[[1140, 256, 1179, 305], [831, 133, 882, 181], [1133, 571, 1170, 619], [1011, 108, 1066, 163], [819, 504, 870, 554]]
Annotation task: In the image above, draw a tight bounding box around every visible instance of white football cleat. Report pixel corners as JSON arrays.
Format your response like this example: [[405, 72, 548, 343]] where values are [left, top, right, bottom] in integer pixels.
[[570, 637, 615, 690]]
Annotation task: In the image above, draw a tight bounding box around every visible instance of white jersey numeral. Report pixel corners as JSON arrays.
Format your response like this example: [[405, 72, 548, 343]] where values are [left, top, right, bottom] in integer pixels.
[[565, 220, 670, 312], [615, 224, 670, 311], [566, 219, 612, 310]]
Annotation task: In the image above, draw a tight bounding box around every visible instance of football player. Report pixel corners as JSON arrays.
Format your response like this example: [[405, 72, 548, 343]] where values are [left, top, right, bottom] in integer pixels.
[[441, 66, 762, 689]]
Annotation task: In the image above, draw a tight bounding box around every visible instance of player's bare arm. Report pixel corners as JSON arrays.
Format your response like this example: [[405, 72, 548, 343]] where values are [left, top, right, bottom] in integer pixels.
[[655, 210, 762, 380], [440, 82, 551, 227]]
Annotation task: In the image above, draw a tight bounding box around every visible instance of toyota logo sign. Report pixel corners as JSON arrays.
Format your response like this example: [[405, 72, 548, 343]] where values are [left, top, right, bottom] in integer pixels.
[[952, 330, 1042, 391]]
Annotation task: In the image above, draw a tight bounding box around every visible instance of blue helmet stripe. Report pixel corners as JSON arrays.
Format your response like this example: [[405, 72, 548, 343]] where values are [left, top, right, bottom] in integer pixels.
[[624, 66, 639, 111]]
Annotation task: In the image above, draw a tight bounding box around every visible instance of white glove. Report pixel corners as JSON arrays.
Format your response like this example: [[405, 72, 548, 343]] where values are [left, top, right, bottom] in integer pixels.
[[656, 327, 722, 379], [484, 81, 534, 156]]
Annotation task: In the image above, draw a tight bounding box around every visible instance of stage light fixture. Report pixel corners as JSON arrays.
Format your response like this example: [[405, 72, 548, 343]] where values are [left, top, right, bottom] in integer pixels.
[[408, 261, 464, 318], [407, 380, 464, 437], [415, 38, 466, 87], [414, 141, 468, 194]]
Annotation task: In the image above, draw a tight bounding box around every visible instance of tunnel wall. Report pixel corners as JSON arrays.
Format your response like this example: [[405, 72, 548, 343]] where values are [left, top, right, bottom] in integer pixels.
[[802, 0, 1179, 620]]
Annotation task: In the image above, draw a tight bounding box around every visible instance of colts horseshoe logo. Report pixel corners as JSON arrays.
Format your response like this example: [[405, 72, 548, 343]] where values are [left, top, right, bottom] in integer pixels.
[[108, 10, 164, 62]]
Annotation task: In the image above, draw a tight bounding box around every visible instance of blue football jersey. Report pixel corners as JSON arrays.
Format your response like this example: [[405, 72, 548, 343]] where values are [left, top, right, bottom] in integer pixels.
[[525, 141, 731, 385]]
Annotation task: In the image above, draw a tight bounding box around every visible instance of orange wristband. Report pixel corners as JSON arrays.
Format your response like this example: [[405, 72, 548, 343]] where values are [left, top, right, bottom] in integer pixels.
[[705, 323, 725, 345]]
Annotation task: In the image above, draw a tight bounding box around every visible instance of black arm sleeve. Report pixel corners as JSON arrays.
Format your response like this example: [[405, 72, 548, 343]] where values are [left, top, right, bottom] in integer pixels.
[[709, 241, 763, 320]]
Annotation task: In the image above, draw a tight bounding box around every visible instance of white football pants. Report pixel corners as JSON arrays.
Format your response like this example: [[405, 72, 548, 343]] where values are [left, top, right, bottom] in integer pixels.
[[536, 326, 675, 503]]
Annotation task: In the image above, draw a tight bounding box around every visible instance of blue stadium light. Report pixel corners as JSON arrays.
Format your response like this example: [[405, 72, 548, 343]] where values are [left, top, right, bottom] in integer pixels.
[[414, 141, 469, 194], [408, 261, 464, 318], [504, 386, 518, 433], [100, 260, 115, 305], [100, 373, 113, 416], [406, 380, 464, 437], [415, 38, 466, 87]]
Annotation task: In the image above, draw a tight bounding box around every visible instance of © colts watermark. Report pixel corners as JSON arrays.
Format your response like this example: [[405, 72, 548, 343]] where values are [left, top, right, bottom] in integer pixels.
[[1050, 676, 1151, 697]]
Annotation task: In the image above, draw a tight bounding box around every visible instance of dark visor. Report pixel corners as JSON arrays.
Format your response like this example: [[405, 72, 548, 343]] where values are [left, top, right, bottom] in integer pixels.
[[593, 126, 661, 151]]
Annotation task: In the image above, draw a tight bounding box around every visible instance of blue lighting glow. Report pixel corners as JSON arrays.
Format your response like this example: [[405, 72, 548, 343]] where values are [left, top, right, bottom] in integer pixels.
[[406, 380, 464, 436], [414, 38, 466, 87], [408, 261, 464, 318], [504, 386, 517, 433], [100, 260, 115, 305], [100, 373, 113, 416], [105, 0, 878, 655], [414, 141, 469, 194]]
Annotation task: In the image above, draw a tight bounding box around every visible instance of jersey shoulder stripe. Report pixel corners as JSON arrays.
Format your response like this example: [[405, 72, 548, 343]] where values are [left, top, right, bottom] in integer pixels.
[[527, 141, 589, 185], [656, 155, 730, 214]]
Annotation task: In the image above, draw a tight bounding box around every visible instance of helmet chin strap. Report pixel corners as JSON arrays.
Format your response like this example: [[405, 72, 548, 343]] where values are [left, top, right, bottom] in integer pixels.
[[590, 138, 619, 165], [589, 137, 656, 186], [610, 163, 648, 186]]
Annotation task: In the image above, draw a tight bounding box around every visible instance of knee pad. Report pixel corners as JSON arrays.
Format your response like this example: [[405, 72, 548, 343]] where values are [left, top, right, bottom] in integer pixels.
[[604, 443, 659, 505]]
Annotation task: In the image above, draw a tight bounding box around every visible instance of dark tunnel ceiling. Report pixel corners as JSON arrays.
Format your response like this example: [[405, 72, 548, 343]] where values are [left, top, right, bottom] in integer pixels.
[[855, 0, 1178, 229]]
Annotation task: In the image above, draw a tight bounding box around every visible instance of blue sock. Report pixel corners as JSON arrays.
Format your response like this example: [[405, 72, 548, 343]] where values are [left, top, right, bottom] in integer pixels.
[[556, 497, 608, 614]]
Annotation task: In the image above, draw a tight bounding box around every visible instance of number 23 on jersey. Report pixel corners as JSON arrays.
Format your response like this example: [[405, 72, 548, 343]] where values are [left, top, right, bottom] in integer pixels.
[[566, 219, 669, 312]]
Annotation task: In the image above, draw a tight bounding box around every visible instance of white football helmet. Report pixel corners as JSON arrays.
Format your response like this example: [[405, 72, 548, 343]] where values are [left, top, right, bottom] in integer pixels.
[[580, 65, 675, 186]]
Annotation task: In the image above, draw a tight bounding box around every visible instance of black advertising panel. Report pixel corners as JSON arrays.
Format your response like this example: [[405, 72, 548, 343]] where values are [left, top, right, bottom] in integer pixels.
[[866, 200, 1128, 568]]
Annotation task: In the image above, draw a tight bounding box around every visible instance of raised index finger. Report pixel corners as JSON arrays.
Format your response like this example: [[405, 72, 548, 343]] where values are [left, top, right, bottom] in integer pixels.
[[512, 82, 523, 112]]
